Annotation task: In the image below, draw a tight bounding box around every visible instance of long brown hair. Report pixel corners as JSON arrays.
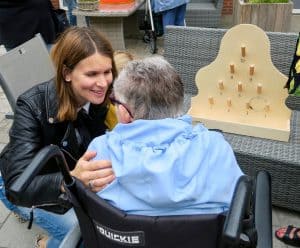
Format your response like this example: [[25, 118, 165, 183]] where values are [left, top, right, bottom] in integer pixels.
[[50, 26, 117, 121]]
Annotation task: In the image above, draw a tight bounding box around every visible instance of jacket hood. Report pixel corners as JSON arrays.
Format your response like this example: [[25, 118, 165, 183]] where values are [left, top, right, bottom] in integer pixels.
[[90, 115, 243, 215]]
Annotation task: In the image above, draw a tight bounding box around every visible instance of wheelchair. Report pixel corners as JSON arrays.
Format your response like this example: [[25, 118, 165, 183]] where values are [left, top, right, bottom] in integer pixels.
[[10, 145, 272, 248]]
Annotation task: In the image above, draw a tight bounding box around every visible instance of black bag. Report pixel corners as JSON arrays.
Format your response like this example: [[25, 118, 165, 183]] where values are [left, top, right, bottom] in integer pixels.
[[48, 1, 70, 38]]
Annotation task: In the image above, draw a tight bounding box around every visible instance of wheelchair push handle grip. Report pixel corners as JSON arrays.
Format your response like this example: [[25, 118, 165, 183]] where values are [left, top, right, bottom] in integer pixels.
[[255, 171, 272, 248], [222, 175, 251, 245], [10, 145, 73, 196]]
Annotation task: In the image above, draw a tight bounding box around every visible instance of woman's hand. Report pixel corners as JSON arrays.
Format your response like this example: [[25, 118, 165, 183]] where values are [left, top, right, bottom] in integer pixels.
[[70, 151, 115, 192], [50, 0, 60, 9]]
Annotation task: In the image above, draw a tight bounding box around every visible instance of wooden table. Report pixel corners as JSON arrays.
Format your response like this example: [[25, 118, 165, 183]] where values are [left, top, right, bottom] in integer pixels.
[[73, 0, 145, 50]]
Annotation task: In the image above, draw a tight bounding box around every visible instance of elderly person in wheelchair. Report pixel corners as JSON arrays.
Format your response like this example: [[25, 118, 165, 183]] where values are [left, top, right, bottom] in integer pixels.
[[10, 56, 272, 248], [88, 56, 243, 216]]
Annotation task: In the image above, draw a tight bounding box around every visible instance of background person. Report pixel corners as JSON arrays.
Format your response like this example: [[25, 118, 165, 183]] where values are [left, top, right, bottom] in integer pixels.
[[275, 225, 300, 247], [88, 56, 243, 216], [151, 0, 190, 33], [0, 0, 57, 50], [60, 0, 90, 27], [50, 0, 60, 9], [0, 26, 117, 247], [103, 50, 135, 129], [114, 50, 135, 75], [62, 0, 77, 26]]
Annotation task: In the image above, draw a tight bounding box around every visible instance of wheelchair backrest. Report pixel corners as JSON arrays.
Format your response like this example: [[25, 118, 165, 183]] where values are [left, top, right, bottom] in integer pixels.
[[68, 180, 226, 248], [9, 145, 272, 248]]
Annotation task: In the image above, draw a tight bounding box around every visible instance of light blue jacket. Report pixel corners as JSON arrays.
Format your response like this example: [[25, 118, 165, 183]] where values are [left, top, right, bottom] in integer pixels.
[[89, 115, 243, 216], [151, 0, 190, 13]]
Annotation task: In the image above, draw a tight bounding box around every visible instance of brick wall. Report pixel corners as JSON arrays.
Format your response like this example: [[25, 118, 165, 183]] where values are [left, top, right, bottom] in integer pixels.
[[222, 0, 233, 15]]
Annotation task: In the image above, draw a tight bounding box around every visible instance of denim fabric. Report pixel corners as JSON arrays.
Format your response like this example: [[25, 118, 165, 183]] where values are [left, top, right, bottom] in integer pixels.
[[151, 0, 189, 13], [46, 44, 53, 52], [162, 4, 187, 30], [63, 0, 90, 26], [0, 176, 78, 248], [63, 0, 77, 25]]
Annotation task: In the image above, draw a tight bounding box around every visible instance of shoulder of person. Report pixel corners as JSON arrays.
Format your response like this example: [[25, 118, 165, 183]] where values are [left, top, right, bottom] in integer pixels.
[[16, 80, 55, 110], [0, 1, 23, 7], [19, 80, 53, 99]]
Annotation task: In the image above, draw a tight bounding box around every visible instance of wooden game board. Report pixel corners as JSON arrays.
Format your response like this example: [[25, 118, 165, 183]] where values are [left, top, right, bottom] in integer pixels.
[[188, 24, 291, 141]]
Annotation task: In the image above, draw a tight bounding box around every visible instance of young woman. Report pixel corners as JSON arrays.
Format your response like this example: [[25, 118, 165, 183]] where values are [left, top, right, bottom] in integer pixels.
[[0, 26, 117, 247]]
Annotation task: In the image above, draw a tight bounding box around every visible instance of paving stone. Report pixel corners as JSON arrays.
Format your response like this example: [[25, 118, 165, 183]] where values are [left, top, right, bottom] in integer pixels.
[[0, 143, 7, 153], [0, 211, 45, 248], [0, 201, 10, 225], [273, 207, 300, 228]]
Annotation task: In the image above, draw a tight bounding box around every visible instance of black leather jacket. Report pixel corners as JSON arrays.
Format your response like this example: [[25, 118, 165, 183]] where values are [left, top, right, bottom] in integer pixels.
[[0, 80, 109, 212]]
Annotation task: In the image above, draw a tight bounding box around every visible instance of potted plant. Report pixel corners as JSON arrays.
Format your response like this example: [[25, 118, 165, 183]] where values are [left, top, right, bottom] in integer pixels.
[[233, 0, 293, 32], [77, 0, 99, 11]]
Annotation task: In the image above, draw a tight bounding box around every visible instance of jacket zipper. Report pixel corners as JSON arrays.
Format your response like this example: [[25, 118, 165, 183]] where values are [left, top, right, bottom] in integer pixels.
[[28, 202, 60, 229]]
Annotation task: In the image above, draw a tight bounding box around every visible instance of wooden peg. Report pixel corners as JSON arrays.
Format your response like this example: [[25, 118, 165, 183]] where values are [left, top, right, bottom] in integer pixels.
[[249, 65, 255, 76], [218, 80, 224, 90], [241, 45, 246, 57], [230, 63, 235, 74], [238, 82, 243, 92], [208, 96, 214, 105], [246, 102, 250, 115], [257, 83, 262, 94], [246, 102, 250, 109], [227, 98, 232, 107], [265, 104, 270, 112]]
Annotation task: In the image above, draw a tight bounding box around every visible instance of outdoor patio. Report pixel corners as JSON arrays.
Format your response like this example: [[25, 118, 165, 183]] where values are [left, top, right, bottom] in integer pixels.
[[0, 11, 300, 248]]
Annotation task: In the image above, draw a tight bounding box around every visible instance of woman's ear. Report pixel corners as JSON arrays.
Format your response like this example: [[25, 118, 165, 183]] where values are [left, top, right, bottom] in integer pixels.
[[63, 65, 71, 82]]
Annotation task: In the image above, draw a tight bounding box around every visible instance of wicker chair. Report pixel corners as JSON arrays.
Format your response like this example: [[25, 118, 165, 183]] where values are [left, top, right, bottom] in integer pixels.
[[286, 95, 300, 110], [185, 0, 224, 28], [164, 25, 300, 212]]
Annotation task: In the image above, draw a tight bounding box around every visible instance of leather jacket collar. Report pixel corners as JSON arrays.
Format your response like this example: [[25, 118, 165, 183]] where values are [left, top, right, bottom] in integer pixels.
[[45, 80, 60, 124]]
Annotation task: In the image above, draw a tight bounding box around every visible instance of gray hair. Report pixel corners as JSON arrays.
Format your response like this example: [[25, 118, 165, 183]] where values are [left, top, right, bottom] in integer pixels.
[[113, 56, 184, 120]]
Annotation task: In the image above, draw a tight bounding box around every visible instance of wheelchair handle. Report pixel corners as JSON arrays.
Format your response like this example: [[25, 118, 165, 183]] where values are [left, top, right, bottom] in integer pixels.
[[222, 175, 251, 245], [255, 171, 272, 248], [10, 145, 73, 197]]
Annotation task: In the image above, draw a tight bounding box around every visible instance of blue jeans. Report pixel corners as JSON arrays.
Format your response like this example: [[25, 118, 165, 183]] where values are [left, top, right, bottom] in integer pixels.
[[63, 0, 77, 25], [161, 4, 187, 32], [63, 0, 90, 26], [0, 176, 78, 248]]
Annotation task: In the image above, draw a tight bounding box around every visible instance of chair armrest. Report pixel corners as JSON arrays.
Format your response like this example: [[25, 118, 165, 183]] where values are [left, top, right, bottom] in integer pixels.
[[255, 171, 272, 248], [285, 95, 300, 111], [9, 145, 73, 201]]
